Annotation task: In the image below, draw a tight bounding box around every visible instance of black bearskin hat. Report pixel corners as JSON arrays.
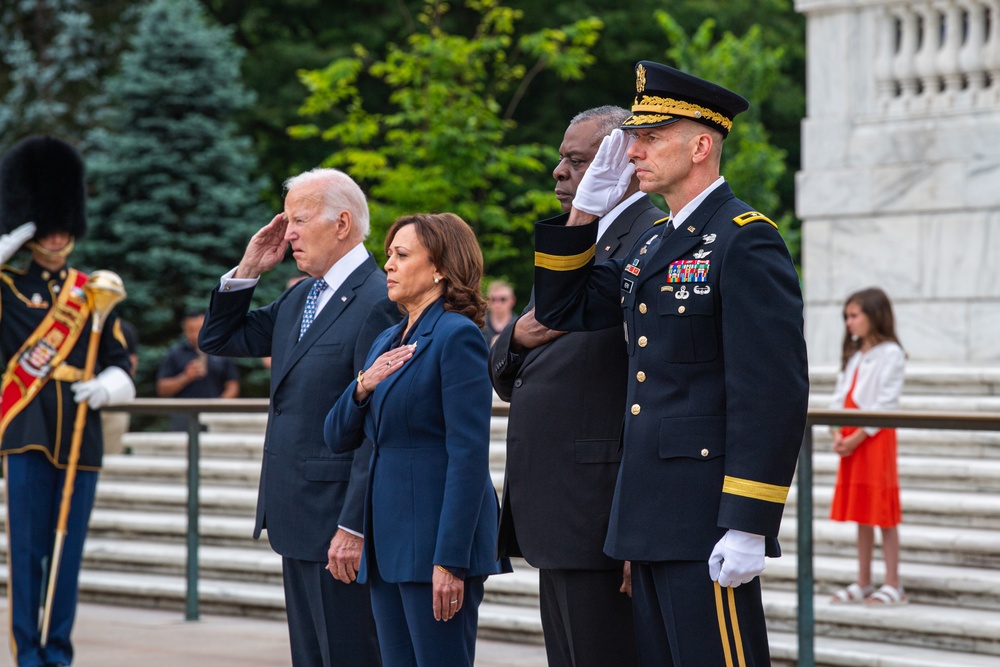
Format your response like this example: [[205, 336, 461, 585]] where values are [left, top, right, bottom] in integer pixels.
[[0, 135, 87, 238]]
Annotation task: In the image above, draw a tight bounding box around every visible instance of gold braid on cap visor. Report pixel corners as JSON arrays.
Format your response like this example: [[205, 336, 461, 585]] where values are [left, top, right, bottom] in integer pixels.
[[623, 96, 733, 132]]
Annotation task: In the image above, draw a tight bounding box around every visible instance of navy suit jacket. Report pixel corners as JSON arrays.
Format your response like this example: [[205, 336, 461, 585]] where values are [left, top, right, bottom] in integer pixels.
[[324, 300, 507, 584], [199, 255, 399, 562], [490, 195, 665, 570]]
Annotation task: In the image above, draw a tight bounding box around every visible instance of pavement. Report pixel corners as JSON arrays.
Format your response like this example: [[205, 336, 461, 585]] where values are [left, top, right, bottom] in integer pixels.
[[0, 601, 547, 667]]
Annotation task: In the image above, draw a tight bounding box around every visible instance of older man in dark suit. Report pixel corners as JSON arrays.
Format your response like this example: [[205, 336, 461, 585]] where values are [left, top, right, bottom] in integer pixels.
[[490, 106, 666, 667], [200, 168, 397, 667]]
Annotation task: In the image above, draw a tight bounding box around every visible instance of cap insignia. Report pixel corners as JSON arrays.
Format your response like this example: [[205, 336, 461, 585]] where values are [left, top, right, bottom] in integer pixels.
[[636, 64, 646, 93]]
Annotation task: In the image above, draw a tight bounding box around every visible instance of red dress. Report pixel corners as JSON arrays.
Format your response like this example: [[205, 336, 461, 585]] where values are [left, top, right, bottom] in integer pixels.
[[829, 369, 902, 527]]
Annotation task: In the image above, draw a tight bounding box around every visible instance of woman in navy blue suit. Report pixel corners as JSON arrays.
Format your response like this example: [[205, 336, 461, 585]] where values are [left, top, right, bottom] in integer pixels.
[[324, 212, 508, 666]]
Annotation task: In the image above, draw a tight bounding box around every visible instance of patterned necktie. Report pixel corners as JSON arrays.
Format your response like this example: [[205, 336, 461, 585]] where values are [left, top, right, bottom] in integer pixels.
[[298, 279, 329, 341]]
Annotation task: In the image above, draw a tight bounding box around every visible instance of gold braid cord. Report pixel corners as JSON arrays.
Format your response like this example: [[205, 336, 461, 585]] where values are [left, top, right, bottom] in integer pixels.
[[625, 96, 733, 132]]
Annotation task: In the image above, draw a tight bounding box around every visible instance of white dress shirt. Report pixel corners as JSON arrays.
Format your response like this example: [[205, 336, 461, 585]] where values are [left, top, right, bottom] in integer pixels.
[[668, 176, 726, 229], [597, 190, 646, 242], [829, 341, 906, 435]]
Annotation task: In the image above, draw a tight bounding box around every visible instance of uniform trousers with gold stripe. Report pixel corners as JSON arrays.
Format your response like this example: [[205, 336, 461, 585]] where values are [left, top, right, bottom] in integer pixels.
[[631, 561, 768, 667]]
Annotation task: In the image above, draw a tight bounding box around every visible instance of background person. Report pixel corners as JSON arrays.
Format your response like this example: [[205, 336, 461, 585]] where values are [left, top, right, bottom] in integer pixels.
[[531, 62, 809, 665], [481, 279, 515, 346], [324, 213, 509, 667], [490, 105, 666, 667], [829, 287, 907, 606], [0, 135, 135, 667], [200, 168, 397, 667], [156, 309, 240, 431]]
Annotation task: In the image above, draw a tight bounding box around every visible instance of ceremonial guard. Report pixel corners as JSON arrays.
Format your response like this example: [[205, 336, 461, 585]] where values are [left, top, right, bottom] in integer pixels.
[[0, 136, 135, 667], [533, 63, 809, 665]]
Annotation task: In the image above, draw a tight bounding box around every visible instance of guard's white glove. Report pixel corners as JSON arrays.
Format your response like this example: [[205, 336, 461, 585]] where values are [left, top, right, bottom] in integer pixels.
[[708, 529, 766, 588], [0, 221, 37, 265], [71, 366, 136, 409], [572, 130, 636, 217]]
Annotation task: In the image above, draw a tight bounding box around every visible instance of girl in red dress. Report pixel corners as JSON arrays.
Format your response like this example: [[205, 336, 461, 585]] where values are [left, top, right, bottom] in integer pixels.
[[829, 288, 907, 606]]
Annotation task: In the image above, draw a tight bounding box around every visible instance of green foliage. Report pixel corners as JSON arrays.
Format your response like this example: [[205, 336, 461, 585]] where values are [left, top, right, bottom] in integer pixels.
[[77, 0, 273, 396], [654, 11, 799, 258], [290, 0, 603, 292]]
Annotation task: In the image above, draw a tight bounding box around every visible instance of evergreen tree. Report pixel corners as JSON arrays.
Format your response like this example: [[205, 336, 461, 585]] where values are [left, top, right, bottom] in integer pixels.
[[79, 0, 270, 394], [0, 0, 129, 147]]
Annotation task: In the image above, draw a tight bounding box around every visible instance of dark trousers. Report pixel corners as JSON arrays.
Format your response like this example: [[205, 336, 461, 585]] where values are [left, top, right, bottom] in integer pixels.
[[281, 556, 381, 667], [538, 568, 638, 667], [631, 561, 770, 667], [5, 450, 98, 667], [368, 563, 484, 667]]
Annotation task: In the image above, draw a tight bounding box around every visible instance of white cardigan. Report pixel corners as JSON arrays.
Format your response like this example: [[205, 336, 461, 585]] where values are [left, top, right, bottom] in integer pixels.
[[829, 341, 906, 435]]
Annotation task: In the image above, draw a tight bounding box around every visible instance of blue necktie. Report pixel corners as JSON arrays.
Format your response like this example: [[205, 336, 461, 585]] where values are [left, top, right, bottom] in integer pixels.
[[298, 279, 329, 341]]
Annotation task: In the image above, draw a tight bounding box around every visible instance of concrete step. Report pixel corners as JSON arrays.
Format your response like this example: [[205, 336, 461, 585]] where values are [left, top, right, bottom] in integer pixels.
[[0, 563, 545, 644], [122, 431, 264, 459], [811, 452, 1000, 492], [768, 630, 1000, 667], [812, 426, 1000, 459], [762, 553, 1000, 611], [809, 393, 1000, 412], [0, 479, 258, 516], [786, 484, 1000, 531], [201, 413, 269, 434], [102, 455, 262, 487], [763, 588, 1000, 657], [778, 520, 1000, 570], [810, 365, 1000, 397], [0, 506, 270, 549]]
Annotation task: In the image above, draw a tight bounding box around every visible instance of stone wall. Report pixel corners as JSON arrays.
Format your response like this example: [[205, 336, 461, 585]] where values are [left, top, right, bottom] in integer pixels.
[[795, 0, 1000, 364]]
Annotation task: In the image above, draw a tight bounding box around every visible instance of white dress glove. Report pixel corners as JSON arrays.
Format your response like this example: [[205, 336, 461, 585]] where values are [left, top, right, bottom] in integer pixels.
[[572, 130, 636, 217], [708, 529, 766, 588], [0, 221, 37, 265], [71, 366, 136, 409]]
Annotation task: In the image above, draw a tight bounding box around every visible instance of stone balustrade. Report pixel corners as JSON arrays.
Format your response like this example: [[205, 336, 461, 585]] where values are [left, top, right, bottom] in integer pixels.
[[874, 0, 1000, 114]]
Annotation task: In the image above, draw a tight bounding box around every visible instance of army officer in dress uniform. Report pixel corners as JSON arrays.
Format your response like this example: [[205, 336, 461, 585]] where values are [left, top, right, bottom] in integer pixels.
[[531, 62, 809, 666]]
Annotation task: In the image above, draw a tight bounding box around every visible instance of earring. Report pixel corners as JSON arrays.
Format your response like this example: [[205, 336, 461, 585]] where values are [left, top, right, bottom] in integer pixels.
[[434, 277, 440, 284]]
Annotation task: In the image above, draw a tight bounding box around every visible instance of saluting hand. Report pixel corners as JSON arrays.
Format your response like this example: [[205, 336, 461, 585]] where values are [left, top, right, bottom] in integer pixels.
[[234, 213, 289, 279]]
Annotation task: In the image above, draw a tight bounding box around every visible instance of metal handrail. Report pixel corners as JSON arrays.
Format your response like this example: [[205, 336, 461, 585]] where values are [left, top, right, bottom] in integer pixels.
[[104, 398, 268, 620], [797, 409, 1000, 667]]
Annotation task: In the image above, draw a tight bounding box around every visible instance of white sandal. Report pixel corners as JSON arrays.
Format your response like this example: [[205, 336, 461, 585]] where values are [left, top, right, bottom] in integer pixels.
[[866, 584, 908, 606], [831, 582, 873, 603]]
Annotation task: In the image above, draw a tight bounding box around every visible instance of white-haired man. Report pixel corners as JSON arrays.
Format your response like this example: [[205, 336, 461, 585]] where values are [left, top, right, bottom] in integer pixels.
[[200, 168, 398, 667]]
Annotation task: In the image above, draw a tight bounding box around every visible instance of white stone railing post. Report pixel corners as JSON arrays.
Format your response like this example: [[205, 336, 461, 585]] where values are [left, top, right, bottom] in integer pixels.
[[892, 6, 921, 98], [957, 0, 988, 91]]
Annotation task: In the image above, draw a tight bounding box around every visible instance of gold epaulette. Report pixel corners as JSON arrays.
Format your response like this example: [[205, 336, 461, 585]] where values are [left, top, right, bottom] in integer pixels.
[[733, 211, 777, 229]]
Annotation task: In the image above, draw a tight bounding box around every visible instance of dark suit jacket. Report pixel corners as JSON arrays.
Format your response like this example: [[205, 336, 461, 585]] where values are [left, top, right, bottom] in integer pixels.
[[324, 300, 507, 583], [489, 195, 665, 570], [199, 255, 399, 562], [533, 183, 809, 562]]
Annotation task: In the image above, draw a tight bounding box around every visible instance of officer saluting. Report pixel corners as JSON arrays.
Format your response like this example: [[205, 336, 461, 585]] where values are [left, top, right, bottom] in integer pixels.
[[0, 136, 135, 667], [533, 62, 809, 665]]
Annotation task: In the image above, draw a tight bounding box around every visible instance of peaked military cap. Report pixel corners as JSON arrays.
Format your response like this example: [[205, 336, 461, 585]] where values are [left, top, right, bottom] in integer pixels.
[[621, 61, 749, 137], [0, 135, 87, 238]]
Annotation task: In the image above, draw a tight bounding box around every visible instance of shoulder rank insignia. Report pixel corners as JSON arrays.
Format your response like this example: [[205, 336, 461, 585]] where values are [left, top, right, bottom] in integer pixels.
[[733, 211, 778, 229]]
